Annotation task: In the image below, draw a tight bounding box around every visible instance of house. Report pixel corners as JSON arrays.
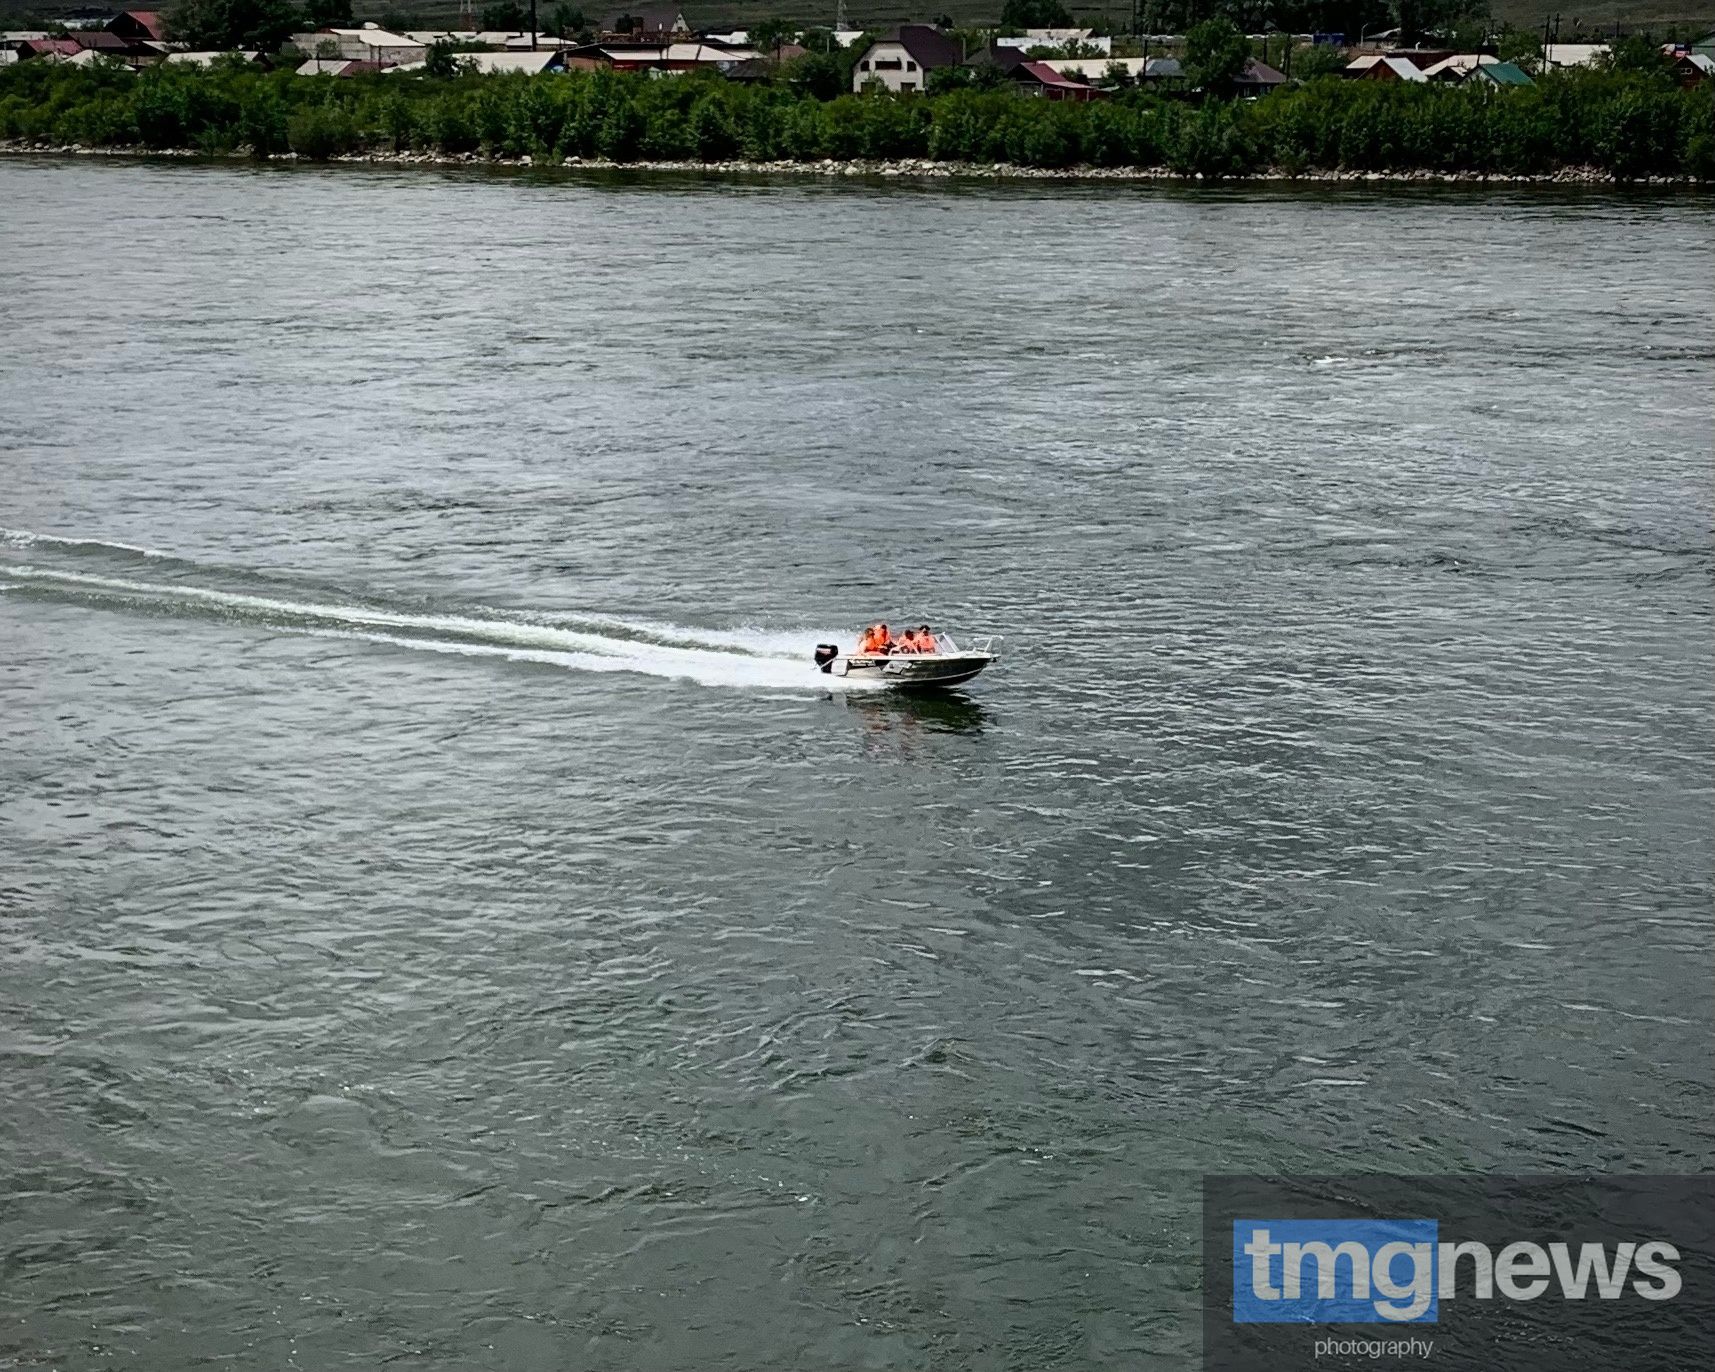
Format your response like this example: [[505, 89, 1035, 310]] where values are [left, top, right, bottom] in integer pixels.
[[966, 41, 1031, 73], [388, 49, 566, 73], [967, 41, 1029, 72], [851, 25, 962, 94], [1673, 52, 1714, 87], [994, 29, 1112, 56], [1693, 31, 1715, 59], [290, 26, 425, 67], [15, 37, 84, 60], [1421, 53, 1498, 80], [165, 49, 272, 67], [1233, 58, 1287, 94], [562, 40, 756, 72], [66, 46, 128, 65], [295, 56, 384, 76], [721, 55, 774, 82], [1354, 55, 1427, 82], [1036, 55, 1180, 85], [600, 7, 689, 40], [1467, 60, 1533, 86], [1007, 59, 1103, 100], [1542, 43, 1608, 68], [106, 10, 166, 43], [72, 31, 135, 56]]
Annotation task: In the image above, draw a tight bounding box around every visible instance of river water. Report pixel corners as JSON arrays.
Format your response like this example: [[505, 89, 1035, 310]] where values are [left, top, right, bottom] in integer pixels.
[[1, 159, 1710, 1369]]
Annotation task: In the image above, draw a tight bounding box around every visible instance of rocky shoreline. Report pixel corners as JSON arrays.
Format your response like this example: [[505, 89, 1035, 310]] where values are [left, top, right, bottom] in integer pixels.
[[1, 139, 1699, 185]]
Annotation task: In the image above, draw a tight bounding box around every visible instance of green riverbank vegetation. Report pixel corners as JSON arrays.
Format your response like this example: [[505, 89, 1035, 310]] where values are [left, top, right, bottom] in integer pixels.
[[2, 37, 1710, 180]]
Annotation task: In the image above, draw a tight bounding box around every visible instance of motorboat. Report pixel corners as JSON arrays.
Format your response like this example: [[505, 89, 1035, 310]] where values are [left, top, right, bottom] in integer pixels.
[[813, 632, 1000, 689]]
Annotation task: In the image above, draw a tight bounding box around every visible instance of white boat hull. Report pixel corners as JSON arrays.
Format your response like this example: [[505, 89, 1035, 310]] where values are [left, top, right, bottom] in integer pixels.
[[814, 633, 1000, 690], [827, 652, 994, 688]]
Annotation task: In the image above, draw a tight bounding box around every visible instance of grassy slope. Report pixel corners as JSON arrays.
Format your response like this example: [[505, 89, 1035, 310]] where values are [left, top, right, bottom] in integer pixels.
[[3, 0, 1710, 36]]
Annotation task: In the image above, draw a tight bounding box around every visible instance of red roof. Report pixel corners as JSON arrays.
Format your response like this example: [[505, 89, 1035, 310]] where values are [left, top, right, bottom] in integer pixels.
[[23, 37, 83, 56], [1017, 59, 1085, 88], [115, 10, 167, 41]]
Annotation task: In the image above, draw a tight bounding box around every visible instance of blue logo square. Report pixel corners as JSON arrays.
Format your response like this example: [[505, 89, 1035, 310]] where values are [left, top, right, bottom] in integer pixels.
[[1233, 1218, 1440, 1324]]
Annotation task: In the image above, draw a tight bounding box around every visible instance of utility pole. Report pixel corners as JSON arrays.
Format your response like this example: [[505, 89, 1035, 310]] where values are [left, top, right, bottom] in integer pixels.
[[530, 0, 538, 50]]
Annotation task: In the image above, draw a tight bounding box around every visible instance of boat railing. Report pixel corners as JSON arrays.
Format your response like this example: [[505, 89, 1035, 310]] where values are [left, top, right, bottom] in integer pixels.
[[935, 633, 1001, 657]]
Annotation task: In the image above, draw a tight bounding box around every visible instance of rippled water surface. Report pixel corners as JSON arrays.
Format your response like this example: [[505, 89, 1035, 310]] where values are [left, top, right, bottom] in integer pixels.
[[2, 160, 1711, 1370]]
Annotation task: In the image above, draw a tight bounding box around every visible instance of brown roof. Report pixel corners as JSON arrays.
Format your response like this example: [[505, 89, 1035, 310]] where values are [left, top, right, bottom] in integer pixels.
[[967, 40, 1029, 70], [106, 9, 166, 41], [1236, 57, 1287, 86], [872, 23, 962, 70]]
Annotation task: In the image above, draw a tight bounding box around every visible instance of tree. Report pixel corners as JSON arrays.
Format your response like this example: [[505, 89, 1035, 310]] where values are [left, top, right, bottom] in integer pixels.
[[782, 50, 847, 98], [751, 18, 796, 56], [1392, 0, 1486, 46], [547, 3, 585, 36], [301, 0, 352, 27], [167, 0, 300, 51], [1605, 33, 1672, 76], [1184, 17, 1251, 97], [1291, 42, 1348, 80], [480, 0, 526, 29], [425, 39, 459, 76], [1494, 25, 1541, 71], [999, 0, 1073, 29]]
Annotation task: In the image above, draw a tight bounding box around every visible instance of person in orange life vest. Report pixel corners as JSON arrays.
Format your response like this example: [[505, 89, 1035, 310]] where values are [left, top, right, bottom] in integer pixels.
[[914, 624, 936, 654]]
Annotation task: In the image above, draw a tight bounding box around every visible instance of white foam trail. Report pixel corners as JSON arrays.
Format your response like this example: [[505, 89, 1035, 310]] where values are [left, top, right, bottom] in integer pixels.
[[0, 564, 877, 693], [1, 527, 165, 558]]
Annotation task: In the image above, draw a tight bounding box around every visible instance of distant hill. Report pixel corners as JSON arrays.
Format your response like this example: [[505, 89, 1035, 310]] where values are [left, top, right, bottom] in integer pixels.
[[3, 0, 1710, 40]]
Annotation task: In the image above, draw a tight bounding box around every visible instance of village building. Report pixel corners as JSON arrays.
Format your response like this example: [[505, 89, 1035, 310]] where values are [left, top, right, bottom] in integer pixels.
[[388, 49, 566, 74], [562, 39, 756, 73], [1233, 58, 1287, 95], [1672, 52, 1713, 86], [1350, 54, 1429, 82], [106, 10, 166, 43], [1421, 53, 1498, 80], [993, 29, 1112, 56], [404, 30, 576, 50], [600, 7, 689, 40], [851, 24, 963, 94], [1006, 59, 1104, 100], [165, 50, 271, 67], [294, 56, 385, 76], [289, 25, 425, 67], [1044, 55, 1182, 86], [1542, 43, 1609, 68], [1467, 61, 1533, 86], [965, 41, 1031, 73]]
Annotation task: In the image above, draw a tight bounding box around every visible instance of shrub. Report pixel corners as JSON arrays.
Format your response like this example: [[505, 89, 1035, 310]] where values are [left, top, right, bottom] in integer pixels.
[[286, 102, 360, 160]]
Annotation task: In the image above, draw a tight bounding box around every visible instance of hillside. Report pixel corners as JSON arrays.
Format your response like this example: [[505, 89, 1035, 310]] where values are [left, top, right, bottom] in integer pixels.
[[3, 0, 1711, 39]]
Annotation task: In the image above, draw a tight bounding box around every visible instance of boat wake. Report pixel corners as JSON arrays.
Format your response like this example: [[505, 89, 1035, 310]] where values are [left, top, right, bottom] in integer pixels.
[[0, 529, 868, 692]]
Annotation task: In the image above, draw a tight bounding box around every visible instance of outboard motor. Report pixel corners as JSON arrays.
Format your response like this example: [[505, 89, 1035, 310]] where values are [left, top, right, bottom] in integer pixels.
[[813, 644, 839, 673]]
